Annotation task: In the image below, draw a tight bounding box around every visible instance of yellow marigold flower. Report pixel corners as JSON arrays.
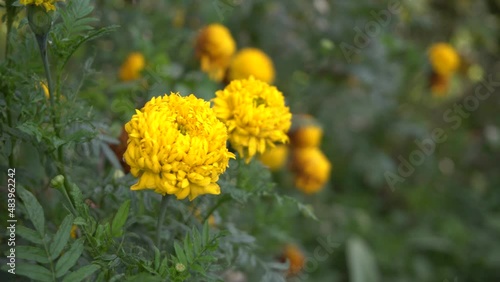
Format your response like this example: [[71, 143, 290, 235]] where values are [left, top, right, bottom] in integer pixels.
[[282, 244, 305, 276], [227, 48, 275, 84], [290, 125, 323, 148], [291, 147, 331, 194], [20, 0, 62, 11], [124, 93, 235, 201], [259, 144, 289, 171], [428, 43, 460, 77], [195, 24, 236, 82], [119, 52, 146, 81], [213, 77, 292, 163], [70, 225, 78, 239]]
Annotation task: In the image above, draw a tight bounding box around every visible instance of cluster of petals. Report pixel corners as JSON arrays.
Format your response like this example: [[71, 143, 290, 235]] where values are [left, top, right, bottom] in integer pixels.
[[213, 77, 292, 163], [124, 93, 234, 201]]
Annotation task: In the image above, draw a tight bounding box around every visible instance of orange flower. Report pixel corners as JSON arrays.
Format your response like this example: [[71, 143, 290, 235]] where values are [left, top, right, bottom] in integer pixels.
[[282, 244, 305, 275]]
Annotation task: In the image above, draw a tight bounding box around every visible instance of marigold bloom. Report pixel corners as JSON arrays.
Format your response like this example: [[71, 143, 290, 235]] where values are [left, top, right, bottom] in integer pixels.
[[282, 244, 305, 276], [291, 147, 331, 194], [259, 144, 289, 171], [124, 93, 235, 201], [195, 24, 236, 82], [213, 77, 292, 163], [20, 0, 62, 11], [227, 48, 275, 84], [290, 125, 323, 148], [119, 52, 146, 81], [428, 43, 460, 77]]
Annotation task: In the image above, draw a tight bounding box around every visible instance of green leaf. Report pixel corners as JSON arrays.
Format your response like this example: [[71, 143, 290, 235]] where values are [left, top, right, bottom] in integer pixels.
[[67, 180, 88, 216], [174, 241, 187, 266], [17, 121, 43, 142], [111, 200, 130, 237], [183, 235, 193, 263], [62, 264, 100, 282], [18, 186, 45, 235], [55, 238, 85, 278], [16, 246, 50, 264], [347, 236, 380, 282], [17, 225, 42, 244], [15, 264, 53, 282], [73, 217, 87, 226], [153, 246, 160, 271], [50, 214, 74, 259]]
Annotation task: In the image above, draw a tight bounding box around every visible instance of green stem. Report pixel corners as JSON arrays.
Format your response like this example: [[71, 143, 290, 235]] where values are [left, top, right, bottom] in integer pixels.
[[156, 196, 169, 249], [4, 0, 16, 168], [4, 0, 14, 61], [202, 195, 230, 223]]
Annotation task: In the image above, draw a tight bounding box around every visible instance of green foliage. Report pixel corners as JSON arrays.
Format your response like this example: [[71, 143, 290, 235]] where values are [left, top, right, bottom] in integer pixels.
[[1, 186, 99, 281]]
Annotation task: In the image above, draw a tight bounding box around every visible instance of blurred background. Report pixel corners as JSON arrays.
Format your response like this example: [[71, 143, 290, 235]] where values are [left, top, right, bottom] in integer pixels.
[[2, 0, 500, 281]]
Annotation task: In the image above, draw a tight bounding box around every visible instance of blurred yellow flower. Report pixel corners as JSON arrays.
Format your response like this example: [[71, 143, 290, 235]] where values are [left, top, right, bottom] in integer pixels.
[[124, 93, 235, 201], [291, 147, 331, 194], [290, 124, 323, 148], [40, 82, 50, 99], [227, 48, 275, 84], [213, 77, 292, 163], [282, 244, 305, 276], [119, 52, 146, 81], [428, 43, 460, 77], [259, 144, 289, 171], [20, 0, 62, 11], [70, 225, 78, 239], [195, 24, 236, 82]]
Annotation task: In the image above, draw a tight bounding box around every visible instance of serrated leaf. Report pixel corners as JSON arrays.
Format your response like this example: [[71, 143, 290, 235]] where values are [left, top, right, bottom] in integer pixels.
[[16, 246, 50, 264], [55, 238, 85, 278], [191, 264, 205, 275], [17, 225, 42, 244], [159, 257, 168, 277], [50, 214, 74, 259], [67, 180, 87, 216], [174, 241, 187, 265], [62, 264, 100, 282], [111, 200, 130, 237], [73, 217, 87, 226], [192, 228, 201, 255], [183, 235, 193, 263], [18, 186, 45, 235], [153, 246, 160, 271], [17, 121, 43, 142], [15, 263, 53, 282]]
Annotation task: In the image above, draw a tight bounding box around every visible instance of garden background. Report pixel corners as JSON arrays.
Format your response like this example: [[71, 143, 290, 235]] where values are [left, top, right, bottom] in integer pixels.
[[1, 0, 500, 281]]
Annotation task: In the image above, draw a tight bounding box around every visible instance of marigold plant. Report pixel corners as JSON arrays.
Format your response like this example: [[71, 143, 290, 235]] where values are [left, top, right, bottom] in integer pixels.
[[213, 77, 292, 163], [124, 93, 235, 200], [195, 23, 236, 82], [227, 48, 275, 84]]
